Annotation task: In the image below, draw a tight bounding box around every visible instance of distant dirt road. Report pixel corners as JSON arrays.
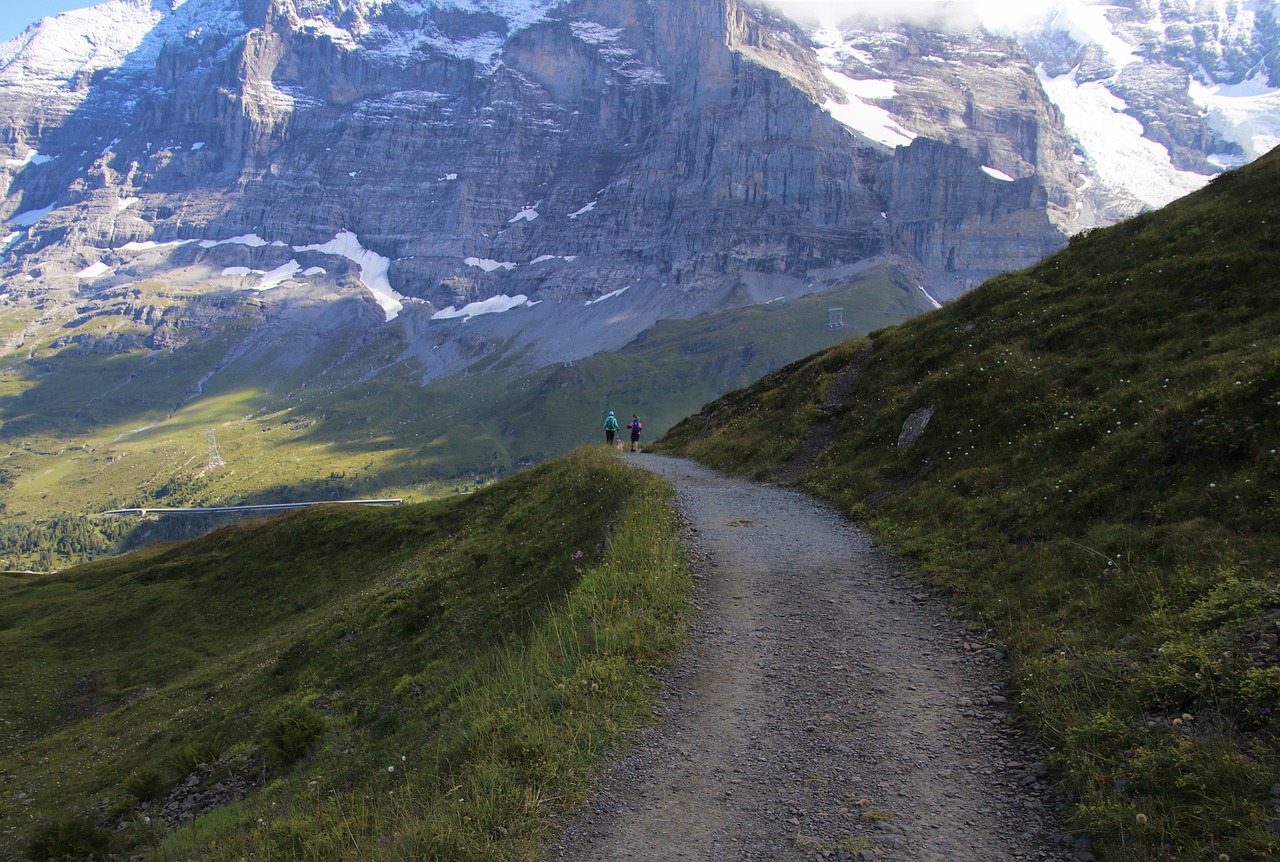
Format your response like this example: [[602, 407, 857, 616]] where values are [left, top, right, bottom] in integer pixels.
[[547, 455, 1071, 862]]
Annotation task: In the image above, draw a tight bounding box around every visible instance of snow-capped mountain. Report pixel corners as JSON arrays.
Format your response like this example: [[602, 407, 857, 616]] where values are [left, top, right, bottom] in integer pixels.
[[0, 0, 1276, 379], [1011, 0, 1280, 220]]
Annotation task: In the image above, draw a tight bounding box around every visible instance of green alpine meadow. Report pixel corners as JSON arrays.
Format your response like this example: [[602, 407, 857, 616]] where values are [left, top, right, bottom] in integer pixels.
[[0, 266, 930, 572], [0, 448, 693, 861], [655, 148, 1280, 859]]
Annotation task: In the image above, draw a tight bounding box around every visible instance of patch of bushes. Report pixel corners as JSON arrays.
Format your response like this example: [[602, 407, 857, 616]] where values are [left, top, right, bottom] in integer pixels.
[[262, 703, 328, 767], [25, 815, 114, 862]]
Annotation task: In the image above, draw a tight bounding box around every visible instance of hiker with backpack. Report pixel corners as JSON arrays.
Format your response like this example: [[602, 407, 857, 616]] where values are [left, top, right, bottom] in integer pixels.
[[603, 411, 619, 447], [627, 415, 642, 452]]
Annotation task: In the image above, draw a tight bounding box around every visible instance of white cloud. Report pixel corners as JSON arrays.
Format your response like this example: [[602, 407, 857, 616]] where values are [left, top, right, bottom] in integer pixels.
[[756, 0, 1067, 34]]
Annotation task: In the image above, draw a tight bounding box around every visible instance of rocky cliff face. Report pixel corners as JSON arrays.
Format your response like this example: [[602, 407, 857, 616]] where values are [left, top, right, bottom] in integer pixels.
[[0, 0, 1069, 317], [0, 0, 1275, 377]]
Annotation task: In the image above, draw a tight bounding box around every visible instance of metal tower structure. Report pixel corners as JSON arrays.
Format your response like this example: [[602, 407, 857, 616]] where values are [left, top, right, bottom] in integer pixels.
[[206, 427, 225, 470]]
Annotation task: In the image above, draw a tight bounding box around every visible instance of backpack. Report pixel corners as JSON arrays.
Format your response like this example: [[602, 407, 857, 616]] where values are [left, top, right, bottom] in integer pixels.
[[605, 415, 618, 430], [632, 419, 642, 432]]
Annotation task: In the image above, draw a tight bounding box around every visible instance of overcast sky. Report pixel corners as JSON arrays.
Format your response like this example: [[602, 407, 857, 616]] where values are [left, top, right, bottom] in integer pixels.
[[0, 0, 1073, 47]]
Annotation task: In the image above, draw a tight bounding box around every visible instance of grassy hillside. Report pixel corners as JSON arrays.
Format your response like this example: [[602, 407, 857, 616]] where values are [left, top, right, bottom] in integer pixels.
[[0, 266, 932, 570], [0, 447, 692, 861], [655, 150, 1280, 859]]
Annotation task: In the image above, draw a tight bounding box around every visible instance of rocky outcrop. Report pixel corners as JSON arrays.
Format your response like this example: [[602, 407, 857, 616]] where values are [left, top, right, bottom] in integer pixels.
[[882, 139, 1061, 298]]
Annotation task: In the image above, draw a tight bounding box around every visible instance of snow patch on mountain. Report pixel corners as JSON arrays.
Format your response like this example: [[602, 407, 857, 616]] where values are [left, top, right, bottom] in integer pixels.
[[820, 69, 916, 147], [0, 0, 246, 110], [432, 293, 532, 320], [76, 261, 112, 278], [5, 150, 53, 168], [465, 256, 518, 271], [568, 17, 667, 83], [199, 234, 281, 249], [1190, 74, 1280, 164], [585, 285, 629, 306], [219, 261, 302, 292], [1043, 2, 1138, 71], [0, 1, 163, 88], [7, 203, 55, 227], [1038, 67, 1206, 210], [571, 21, 623, 45], [1010, 0, 1280, 203], [789, 0, 1278, 218], [340, 0, 572, 65], [810, 27, 917, 147], [118, 239, 192, 251], [255, 260, 303, 291], [294, 231, 404, 321]]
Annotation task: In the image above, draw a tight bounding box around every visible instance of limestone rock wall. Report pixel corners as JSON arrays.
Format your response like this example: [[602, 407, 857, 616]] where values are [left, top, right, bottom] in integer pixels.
[[0, 0, 1088, 337]]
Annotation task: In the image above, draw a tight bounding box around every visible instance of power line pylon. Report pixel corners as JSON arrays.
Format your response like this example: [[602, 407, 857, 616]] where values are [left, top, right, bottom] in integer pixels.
[[206, 427, 225, 470]]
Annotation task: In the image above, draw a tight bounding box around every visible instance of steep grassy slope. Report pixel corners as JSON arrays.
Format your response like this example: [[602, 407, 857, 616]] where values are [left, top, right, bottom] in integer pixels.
[[0, 267, 932, 570], [656, 150, 1280, 859], [0, 448, 692, 861]]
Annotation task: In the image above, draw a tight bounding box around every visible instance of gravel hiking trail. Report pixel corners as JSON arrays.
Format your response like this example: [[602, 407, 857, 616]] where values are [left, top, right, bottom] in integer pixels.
[[547, 455, 1072, 862]]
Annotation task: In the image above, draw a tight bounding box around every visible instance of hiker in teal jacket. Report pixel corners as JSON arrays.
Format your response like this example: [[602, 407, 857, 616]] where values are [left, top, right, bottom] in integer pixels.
[[603, 411, 619, 446]]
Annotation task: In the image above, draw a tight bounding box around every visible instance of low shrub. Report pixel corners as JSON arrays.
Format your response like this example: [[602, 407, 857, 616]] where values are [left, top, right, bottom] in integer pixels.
[[25, 815, 114, 862]]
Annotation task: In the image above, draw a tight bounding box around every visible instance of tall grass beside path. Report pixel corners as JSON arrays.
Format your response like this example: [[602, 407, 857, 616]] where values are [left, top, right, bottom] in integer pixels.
[[3, 448, 692, 862], [151, 448, 693, 862]]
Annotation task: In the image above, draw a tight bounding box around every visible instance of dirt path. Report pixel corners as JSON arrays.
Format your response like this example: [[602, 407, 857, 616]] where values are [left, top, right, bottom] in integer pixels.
[[547, 455, 1073, 862]]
